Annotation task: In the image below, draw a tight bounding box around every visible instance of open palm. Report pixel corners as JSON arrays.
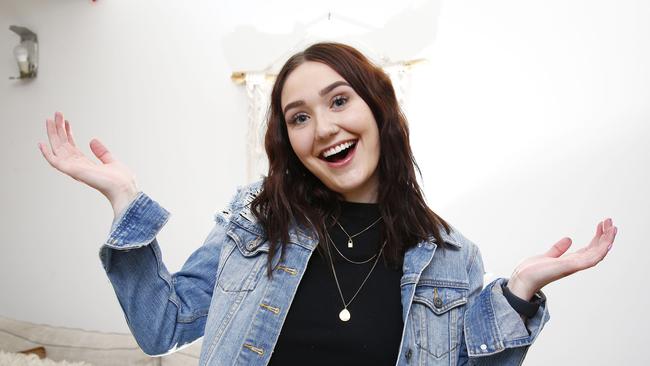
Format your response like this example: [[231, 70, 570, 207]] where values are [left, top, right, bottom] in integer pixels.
[[38, 111, 138, 209], [508, 218, 618, 299]]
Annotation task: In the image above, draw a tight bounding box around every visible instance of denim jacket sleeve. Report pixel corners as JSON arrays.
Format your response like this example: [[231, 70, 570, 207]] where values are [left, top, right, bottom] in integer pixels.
[[99, 191, 234, 356], [457, 242, 550, 365]]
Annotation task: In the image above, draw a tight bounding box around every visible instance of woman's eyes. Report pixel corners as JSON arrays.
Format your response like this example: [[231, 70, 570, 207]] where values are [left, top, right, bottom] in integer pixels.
[[288, 95, 349, 125], [291, 113, 309, 124], [332, 95, 348, 108]]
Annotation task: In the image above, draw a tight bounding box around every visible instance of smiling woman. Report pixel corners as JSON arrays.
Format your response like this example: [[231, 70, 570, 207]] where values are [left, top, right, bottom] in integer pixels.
[[282, 62, 381, 203], [252, 43, 459, 279], [38, 42, 617, 366]]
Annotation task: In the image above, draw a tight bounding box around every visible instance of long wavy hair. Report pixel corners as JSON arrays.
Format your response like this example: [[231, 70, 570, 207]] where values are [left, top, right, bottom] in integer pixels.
[[250, 42, 452, 275]]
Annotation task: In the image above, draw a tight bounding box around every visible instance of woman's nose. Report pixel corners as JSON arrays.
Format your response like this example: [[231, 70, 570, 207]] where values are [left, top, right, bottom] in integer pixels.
[[315, 114, 339, 140]]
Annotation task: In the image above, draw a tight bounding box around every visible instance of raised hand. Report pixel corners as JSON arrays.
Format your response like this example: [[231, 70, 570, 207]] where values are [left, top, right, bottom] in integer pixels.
[[38, 111, 140, 216], [506, 218, 618, 300]]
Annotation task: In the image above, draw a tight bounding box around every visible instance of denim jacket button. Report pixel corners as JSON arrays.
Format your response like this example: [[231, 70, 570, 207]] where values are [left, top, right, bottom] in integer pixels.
[[480, 344, 488, 351], [433, 297, 443, 308], [405, 348, 412, 359]]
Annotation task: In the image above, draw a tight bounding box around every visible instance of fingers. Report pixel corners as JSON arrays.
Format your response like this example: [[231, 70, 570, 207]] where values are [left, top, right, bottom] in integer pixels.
[[602, 218, 613, 232], [605, 225, 617, 250], [89, 138, 115, 164], [587, 225, 617, 265], [45, 112, 73, 155], [55, 111, 68, 144], [589, 222, 617, 266], [589, 218, 615, 248], [595, 220, 604, 237], [65, 120, 77, 147], [46, 118, 60, 152], [545, 237, 572, 258], [37, 141, 59, 168], [598, 218, 617, 247]]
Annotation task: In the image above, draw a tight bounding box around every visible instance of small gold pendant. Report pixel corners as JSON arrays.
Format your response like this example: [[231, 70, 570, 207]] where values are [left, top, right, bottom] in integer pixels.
[[347, 238, 353, 248], [339, 308, 351, 321]]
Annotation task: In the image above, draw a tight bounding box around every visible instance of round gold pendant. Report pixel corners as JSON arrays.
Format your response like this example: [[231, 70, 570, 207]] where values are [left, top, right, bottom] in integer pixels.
[[339, 308, 351, 321]]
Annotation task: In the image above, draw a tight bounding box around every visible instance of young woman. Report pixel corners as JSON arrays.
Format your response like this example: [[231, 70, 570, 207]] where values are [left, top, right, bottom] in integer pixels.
[[38, 42, 617, 366]]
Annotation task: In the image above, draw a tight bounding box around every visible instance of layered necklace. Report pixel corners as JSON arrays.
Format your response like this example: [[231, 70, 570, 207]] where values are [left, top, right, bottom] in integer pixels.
[[324, 226, 386, 322]]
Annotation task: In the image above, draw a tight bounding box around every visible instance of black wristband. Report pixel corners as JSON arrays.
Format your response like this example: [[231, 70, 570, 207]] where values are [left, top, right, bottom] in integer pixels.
[[501, 283, 541, 318]]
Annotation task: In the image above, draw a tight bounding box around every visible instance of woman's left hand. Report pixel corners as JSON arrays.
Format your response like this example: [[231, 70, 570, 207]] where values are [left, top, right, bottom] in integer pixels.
[[506, 218, 618, 301]]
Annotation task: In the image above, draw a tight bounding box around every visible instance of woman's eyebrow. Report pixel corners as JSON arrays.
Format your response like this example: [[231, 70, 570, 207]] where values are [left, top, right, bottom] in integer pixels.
[[318, 81, 350, 97], [283, 81, 351, 115]]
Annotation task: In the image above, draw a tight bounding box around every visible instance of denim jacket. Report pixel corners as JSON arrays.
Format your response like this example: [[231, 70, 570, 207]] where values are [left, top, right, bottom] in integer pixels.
[[99, 180, 550, 366]]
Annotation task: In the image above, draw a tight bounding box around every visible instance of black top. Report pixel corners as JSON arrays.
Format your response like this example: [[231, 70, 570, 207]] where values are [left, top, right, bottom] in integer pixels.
[[268, 201, 403, 366]]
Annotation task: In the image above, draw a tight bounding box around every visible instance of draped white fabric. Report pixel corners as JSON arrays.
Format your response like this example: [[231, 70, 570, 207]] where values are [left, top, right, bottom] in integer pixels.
[[244, 72, 273, 183], [383, 63, 413, 109], [242, 63, 413, 183]]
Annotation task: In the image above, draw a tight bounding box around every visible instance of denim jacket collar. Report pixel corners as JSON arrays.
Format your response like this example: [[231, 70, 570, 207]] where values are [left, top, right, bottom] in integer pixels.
[[232, 197, 463, 258]]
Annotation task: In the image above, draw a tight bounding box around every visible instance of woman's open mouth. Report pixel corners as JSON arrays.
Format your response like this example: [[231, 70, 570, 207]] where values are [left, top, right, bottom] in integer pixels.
[[319, 140, 358, 167]]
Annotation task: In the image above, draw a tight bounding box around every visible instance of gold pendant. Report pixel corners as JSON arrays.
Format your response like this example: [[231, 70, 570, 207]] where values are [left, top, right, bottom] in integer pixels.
[[339, 308, 351, 321], [347, 238, 353, 248]]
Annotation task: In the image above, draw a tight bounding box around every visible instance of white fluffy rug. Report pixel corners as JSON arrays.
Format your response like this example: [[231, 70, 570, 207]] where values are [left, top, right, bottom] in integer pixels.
[[0, 351, 93, 366]]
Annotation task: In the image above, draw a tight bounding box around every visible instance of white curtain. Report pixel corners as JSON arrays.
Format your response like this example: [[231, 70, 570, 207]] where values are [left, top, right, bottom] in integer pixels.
[[244, 72, 273, 183], [383, 62, 414, 109]]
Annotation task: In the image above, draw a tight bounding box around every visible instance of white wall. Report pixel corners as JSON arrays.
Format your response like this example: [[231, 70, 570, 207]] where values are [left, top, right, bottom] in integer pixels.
[[0, 0, 249, 337], [1, 0, 647, 364]]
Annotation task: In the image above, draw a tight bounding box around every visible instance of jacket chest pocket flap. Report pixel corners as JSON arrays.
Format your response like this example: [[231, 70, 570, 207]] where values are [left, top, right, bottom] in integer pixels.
[[216, 228, 268, 292], [411, 281, 469, 359]]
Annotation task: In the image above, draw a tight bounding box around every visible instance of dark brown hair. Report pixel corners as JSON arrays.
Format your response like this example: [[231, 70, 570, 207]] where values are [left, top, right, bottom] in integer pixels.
[[250, 42, 452, 275]]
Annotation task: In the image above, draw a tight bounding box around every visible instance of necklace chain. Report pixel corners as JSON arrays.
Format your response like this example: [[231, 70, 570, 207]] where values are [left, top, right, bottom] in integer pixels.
[[335, 216, 382, 248], [325, 233, 386, 321], [325, 229, 377, 265]]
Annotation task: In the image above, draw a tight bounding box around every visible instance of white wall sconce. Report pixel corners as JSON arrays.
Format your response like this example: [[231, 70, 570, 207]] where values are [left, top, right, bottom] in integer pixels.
[[9, 25, 38, 80]]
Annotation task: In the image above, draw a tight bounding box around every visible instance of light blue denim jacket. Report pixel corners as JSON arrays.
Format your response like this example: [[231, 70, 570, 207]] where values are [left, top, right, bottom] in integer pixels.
[[100, 180, 550, 366]]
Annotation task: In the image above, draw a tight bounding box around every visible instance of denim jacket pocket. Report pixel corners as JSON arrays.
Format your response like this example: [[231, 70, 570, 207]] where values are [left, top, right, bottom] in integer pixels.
[[411, 280, 469, 361], [215, 228, 268, 292]]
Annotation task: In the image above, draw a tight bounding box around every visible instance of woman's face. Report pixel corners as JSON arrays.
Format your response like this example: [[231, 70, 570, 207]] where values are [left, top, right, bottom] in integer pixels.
[[281, 61, 380, 203]]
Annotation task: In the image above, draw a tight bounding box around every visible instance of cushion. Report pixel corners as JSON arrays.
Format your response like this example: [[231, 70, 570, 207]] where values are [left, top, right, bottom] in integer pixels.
[[0, 316, 204, 365]]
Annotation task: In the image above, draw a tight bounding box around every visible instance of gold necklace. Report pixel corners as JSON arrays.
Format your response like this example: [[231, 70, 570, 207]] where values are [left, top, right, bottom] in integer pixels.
[[325, 229, 377, 265], [335, 216, 382, 248], [325, 234, 386, 322]]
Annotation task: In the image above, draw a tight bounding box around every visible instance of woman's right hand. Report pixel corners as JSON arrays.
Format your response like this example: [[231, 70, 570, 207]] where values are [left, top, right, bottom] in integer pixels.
[[38, 111, 140, 217]]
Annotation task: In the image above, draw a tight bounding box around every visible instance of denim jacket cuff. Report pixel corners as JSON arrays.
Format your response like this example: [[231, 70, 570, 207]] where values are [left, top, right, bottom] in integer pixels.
[[464, 277, 550, 357], [104, 192, 170, 249]]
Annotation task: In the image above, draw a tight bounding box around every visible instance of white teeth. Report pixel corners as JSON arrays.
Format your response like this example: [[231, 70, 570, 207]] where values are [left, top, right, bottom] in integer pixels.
[[322, 141, 355, 158]]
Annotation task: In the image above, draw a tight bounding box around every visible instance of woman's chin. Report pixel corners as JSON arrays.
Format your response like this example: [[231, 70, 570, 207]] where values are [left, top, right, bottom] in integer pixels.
[[326, 179, 378, 203]]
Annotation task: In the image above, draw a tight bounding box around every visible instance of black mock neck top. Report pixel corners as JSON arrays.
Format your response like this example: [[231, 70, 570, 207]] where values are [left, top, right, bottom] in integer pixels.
[[268, 201, 403, 365]]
